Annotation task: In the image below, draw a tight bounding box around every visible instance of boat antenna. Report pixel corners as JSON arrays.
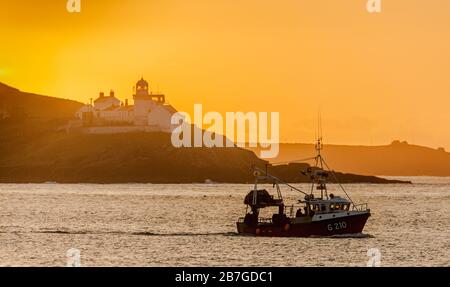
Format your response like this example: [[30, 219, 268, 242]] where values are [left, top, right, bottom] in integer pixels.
[[315, 108, 324, 169], [312, 110, 328, 198]]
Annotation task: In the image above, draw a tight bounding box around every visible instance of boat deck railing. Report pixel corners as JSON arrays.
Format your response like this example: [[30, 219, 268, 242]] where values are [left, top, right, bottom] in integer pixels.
[[352, 203, 369, 211], [257, 218, 273, 224], [237, 217, 274, 224]]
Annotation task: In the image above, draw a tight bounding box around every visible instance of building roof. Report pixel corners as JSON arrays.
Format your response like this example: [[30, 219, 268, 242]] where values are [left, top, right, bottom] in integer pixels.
[[136, 78, 149, 88], [117, 105, 134, 111], [76, 104, 95, 113], [99, 105, 135, 112], [94, 96, 120, 104], [102, 105, 120, 111], [162, 104, 178, 115]]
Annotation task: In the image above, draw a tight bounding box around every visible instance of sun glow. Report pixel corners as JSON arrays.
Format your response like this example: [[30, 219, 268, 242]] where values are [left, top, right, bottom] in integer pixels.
[[1, 0, 450, 149]]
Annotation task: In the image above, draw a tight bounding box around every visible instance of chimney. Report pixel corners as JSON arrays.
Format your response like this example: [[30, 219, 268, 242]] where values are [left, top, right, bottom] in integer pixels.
[[99, 92, 105, 98], [125, 99, 129, 106], [110, 90, 115, 97]]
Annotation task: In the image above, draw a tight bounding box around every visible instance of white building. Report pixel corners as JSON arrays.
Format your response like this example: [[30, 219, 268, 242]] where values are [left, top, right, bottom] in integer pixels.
[[94, 91, 121, 110], [75, 78, 179, 133]]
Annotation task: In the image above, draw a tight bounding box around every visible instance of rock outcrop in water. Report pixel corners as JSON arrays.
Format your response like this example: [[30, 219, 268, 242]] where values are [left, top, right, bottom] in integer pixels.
[[249, 141, 450, 176]]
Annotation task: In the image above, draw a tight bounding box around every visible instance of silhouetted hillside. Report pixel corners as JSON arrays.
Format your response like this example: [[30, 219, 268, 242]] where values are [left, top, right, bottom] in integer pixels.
[[0, 121, 406, 184], [249, 141, 450, 176], [0, 82, 409, 183], [0, 82, 83, 120]]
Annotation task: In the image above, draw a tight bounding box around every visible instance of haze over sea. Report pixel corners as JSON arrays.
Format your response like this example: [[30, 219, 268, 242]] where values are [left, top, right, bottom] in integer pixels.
[[0, 177, 449, 267]]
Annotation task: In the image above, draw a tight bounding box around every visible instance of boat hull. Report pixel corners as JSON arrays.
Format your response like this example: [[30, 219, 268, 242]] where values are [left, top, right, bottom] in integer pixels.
[[237, 212, 370, 237]]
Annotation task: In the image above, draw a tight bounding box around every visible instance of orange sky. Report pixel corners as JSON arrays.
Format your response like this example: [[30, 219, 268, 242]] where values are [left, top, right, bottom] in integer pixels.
[[1, 0, 450, 149]]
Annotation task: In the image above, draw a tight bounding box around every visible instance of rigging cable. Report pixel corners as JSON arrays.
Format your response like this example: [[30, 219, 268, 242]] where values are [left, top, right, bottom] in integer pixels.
[[321, 158, 357, 209]]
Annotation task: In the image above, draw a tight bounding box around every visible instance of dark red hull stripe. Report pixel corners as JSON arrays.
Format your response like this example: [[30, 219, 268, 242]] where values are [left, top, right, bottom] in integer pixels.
[[237, 213, 370, 237]]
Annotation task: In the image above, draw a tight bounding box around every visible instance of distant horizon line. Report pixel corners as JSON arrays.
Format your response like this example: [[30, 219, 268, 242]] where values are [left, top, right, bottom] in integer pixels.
[[242, 141, 447, 150]]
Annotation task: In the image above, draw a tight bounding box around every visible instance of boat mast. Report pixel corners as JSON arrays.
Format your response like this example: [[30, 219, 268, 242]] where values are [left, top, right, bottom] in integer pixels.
[[313, 113, 357, 207], [311, 110, 329, 200]]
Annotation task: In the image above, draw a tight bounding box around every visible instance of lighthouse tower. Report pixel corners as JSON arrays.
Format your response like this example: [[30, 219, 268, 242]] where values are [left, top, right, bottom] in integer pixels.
[[133, 78, 156, 126]]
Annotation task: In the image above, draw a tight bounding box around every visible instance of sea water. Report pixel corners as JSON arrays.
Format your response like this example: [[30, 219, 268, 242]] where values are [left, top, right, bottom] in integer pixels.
[[0, 177, 449, 266]]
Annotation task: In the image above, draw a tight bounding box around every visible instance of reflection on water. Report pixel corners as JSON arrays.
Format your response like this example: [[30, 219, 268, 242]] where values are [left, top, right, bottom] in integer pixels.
[[0, 178, 449, 266]]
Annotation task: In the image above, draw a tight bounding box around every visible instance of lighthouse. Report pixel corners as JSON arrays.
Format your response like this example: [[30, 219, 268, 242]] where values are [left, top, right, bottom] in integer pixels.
[[75, 77, 178, 132], [133, 78, 154, 126], [133, 78, 167, 126]]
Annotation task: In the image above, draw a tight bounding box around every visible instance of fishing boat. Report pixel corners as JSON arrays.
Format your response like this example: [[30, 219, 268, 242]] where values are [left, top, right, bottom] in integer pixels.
[[236, 138, 371, 237]]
